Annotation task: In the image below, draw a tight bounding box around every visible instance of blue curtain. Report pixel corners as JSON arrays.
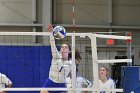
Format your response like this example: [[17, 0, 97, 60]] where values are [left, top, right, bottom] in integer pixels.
[[0, 46, 52, 93]]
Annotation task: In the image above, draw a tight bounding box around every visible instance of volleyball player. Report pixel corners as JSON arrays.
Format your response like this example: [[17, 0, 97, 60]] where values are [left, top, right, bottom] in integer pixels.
[[66, 68, 92, 93], [66, 52, 92, 93], [0, 72, 12, 93], [40, 24, 81, 93], [99, 66, 116, 93]]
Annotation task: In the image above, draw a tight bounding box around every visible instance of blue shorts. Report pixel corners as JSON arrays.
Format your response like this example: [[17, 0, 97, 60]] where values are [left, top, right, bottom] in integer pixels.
[[43, 78, 66, 93]]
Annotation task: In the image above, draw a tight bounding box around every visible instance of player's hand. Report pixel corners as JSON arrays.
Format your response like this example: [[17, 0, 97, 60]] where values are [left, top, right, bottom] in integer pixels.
[[48, 24, 53, 32]]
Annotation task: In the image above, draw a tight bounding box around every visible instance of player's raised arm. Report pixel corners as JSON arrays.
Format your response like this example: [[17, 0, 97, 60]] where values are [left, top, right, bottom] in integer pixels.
[[48, 24, 59, 58]]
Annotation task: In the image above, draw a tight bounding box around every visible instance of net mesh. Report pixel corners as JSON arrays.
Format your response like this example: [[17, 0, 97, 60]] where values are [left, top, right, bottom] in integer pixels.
[[0, 32, 131, 93], [0, 32, 93, 93]]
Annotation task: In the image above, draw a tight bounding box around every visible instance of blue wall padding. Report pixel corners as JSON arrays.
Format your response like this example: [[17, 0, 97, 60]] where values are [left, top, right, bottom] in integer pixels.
[[121, 66, 140, 93], [0, 46, 52, 93]]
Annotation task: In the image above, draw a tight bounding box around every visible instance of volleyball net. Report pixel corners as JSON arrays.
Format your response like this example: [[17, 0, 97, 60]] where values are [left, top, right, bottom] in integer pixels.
[[0, 32, 132, 93]]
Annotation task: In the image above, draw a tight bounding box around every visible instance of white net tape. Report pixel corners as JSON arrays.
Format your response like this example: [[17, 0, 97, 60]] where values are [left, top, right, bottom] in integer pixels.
[[0, 88, 123, 92]]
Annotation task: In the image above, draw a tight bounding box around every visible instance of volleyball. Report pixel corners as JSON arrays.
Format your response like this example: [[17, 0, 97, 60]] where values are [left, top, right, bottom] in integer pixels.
[[52, 26, 66, 39]]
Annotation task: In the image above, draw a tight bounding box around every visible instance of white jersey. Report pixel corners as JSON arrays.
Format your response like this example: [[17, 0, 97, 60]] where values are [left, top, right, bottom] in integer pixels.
[[66, 76, 92, 93], [49, 56, 73, 83], [49, 35, 76, 83], [0, 73, 12, 88], [99, 78, 116, 93]]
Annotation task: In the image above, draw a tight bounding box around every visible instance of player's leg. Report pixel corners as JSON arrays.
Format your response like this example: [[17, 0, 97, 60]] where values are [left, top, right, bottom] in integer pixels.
[[40, 89, 49, 93]]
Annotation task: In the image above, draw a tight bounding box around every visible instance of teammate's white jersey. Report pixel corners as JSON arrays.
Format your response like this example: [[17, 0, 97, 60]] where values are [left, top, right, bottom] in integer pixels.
[[49, 35, 76, 83], [66, 76, 92, 93], [0, 73, 12, 88], [99, 78, 116, 93]]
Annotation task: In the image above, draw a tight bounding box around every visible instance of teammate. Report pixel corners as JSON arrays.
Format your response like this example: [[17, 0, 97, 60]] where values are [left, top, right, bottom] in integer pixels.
[[66, 53, 92, 93], [0, 73, 12, 93], [99, 66, 116, 93], [66, 69, 92, 93], [40, 24, 81, 93]]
